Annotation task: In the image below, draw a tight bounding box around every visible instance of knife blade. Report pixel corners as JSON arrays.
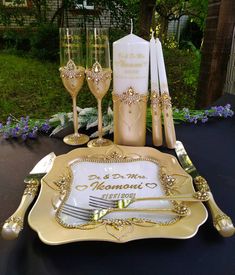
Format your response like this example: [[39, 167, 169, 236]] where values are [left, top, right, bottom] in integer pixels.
[[1, 152, 56, 240], [175, 140, 235, 237]]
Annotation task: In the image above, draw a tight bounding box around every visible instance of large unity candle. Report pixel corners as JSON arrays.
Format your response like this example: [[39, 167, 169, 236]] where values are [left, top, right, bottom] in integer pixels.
[[112, 32, 149, 146]]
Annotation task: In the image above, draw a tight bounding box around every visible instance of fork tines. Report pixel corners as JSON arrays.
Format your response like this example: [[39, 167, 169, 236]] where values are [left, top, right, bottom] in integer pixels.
[[61, 204, 93, 221], [89, 196, 116, 208]]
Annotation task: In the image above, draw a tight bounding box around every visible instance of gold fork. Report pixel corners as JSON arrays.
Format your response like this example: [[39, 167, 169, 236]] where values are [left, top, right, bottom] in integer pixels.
[[89, 191, 210, 209], [60, 203, 190, 222]]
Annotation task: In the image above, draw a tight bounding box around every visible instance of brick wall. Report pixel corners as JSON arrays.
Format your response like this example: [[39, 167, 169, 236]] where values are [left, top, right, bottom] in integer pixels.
[[0, 0, 112, 28]]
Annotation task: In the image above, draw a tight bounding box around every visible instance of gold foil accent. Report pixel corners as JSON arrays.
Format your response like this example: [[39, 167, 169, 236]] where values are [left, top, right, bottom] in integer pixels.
[[113, 88, 148, 146], [5, 217, 23, 231], [161, 173, 176, 191], [59, 59, 85, 98], [85, 61, 111, 85], [194, 176, 210, 192], [151, 91, 163, 147], [85, 61, 112, 101], [53, 170, 71, 192], [161, 92, 172, 109], [113, 87, 148, 105], [59, 59, 84, 79], [193, 191, 210, 201], [213, 214, 233, 231], [101, 218, 155, 241], [23, 179, 40, 196], [151, 91, 162, 110], [172, 203, 190, 216]]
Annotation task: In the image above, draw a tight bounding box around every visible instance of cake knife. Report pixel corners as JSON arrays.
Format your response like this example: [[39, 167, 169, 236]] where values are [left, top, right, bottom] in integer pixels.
[[175, 140, 234, 237], [1, 152, 56, 240]]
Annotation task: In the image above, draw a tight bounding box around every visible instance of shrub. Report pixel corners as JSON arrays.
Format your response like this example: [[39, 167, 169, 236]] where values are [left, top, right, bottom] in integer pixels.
[[0, 28, 31, 52], [29, 24, 59, 62], [164, 47, 200, 109]]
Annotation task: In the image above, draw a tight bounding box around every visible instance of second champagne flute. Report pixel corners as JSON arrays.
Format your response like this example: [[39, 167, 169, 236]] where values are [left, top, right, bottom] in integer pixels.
[[85, 28, 112, 147]]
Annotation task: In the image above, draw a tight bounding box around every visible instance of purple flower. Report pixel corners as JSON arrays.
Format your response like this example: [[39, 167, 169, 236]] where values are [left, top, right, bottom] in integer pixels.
[[28, 132, 37, 139], [201, 117, 208, 123], [188, 117, 195, 123], [23, 125, 29, 131], [3, 132, 9, 139], [184, 114, 191, 120], [41, 123, 51, 132], [21, 134, 27, 141], [11, 128, 18, 138], [229, 110, 234, 116], [0, 115, 53, 140]]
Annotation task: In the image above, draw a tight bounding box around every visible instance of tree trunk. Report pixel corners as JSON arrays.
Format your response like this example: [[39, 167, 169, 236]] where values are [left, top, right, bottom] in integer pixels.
[[197, 0, 235, 107], [138, 0, 156, 40], [158, 16, 169, 41]]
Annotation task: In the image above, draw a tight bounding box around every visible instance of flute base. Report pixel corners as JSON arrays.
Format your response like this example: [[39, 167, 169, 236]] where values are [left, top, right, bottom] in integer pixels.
[[87, 137, 113, 148], [63, 134, 89, 146]]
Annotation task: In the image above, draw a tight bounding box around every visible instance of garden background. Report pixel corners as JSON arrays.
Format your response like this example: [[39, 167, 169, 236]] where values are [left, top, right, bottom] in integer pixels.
[[0, 0, 234, 123]]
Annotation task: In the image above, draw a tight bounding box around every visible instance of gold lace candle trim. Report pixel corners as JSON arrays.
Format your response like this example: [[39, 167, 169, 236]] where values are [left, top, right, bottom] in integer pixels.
[[151, 91, 163, 147], [112, 87, 148, 146], [113, 87, 148, 105], [151, 91, 161, 110], [161, 92, 172, 109]]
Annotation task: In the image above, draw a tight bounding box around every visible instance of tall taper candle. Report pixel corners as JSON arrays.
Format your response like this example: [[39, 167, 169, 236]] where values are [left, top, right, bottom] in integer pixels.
[[156, 38, 176, 149], [150, 33, 162, 146]]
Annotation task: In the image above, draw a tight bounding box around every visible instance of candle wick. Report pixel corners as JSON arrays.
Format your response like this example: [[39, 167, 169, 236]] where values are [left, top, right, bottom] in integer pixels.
[[94, 28, 97, 62], [151, 30, 154, 39], [66, 28, 71, 60], [130, 19, 133, 34]]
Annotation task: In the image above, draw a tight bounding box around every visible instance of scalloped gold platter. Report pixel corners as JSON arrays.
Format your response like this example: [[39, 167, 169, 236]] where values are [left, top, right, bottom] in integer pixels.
[[28, 145, 208, 244]]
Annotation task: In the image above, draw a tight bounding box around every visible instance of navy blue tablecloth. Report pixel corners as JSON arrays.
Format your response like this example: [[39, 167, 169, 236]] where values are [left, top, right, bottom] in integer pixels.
[[0, 94, 235, 275]]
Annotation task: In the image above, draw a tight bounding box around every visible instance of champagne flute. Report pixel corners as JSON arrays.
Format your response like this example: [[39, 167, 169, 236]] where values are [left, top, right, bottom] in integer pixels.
[[85, 28, 113, 147], [59, 28, 89, 146]]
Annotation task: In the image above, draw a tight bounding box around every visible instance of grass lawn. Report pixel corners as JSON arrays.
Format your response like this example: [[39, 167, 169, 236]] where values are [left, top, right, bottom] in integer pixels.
[[0, 49, 198, 122], [0, 52, 98, 121]]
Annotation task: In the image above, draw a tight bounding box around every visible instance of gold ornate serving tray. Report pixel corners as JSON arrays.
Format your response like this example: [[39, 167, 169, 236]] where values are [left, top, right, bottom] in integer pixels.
[[28, 145, 207, 244]]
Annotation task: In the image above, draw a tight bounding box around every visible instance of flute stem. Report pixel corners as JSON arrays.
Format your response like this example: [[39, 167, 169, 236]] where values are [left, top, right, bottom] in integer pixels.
[[98, 98, 103, 140], [72, 96, 78, 136]]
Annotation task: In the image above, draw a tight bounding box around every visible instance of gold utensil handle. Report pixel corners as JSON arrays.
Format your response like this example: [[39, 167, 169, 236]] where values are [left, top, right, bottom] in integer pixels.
[[194, 176, 235, 237], [1, 178, 40, 240], [108, 207, 189, 216], [94, 205, 191, 221], [133, 192, 210, 203]]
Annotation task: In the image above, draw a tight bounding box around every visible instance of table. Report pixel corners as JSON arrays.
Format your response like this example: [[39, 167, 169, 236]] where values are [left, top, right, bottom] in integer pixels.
[[0, 94, 235, 275]]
